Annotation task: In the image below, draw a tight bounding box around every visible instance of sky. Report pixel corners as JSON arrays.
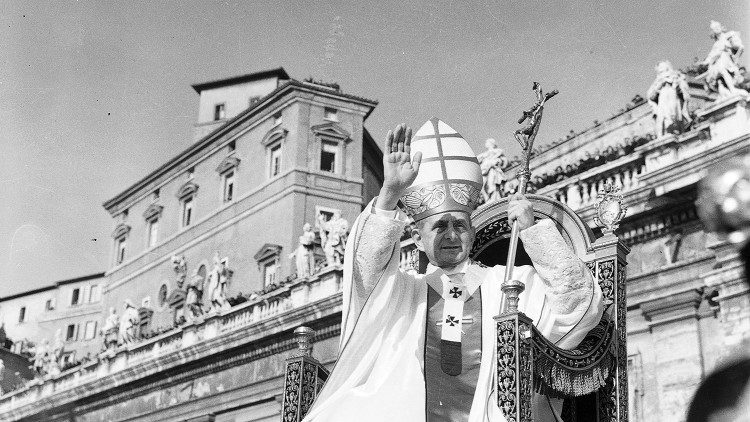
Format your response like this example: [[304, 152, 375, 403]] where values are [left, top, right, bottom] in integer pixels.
[[0, 0, 747, 297]]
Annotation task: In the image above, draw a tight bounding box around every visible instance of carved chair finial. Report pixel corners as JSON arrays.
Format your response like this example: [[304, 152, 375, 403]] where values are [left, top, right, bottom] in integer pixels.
[[294, 326, 315, 356]]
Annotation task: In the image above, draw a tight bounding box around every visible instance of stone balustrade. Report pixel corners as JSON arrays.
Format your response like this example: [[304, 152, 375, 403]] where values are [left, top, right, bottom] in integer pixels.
[[536, 153, 647, 211], [0, 266, 344, 413]]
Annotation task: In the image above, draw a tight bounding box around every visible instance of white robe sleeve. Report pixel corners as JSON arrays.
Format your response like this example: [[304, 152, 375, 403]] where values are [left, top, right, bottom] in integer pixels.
[[340, 201, 409, 345], [516, 218, 604, 349], [304, 201, 428, 422]]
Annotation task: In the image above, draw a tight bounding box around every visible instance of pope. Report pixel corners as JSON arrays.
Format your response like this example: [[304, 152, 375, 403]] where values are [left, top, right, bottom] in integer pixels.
[[303, 119, 604, 422]]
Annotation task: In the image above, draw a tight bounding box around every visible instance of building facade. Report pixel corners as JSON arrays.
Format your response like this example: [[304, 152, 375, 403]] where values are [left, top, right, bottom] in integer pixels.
[[0, 273, 105, 365], [100, 69, 381, 340]]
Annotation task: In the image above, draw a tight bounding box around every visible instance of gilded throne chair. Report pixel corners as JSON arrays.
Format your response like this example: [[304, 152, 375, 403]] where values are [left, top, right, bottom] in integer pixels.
[[470, 193, 629, 422], [281, 192, 629, 422]]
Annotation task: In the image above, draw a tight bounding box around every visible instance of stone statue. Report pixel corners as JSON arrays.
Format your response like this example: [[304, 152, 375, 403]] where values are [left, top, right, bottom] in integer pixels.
[[101, 307, 120, 350], [185, 270, 205, 321], [205, 252, 231, 313], [47, 329, 64, 377], [317, 212, 348, 266], [32, 338, 49, 375], [171, 255, 187, 289], [699, 20, 747, 99], [647, 61, 692, 137], [295, 223, 317, 277], [477, 138, 508, 202], [119, 300, 140, 344]]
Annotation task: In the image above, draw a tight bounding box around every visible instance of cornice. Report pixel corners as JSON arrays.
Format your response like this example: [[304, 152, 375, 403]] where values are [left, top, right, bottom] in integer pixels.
[[261, 127, 288, 146], [215, 155, 241, 174], [142, 203, 164, 221], [640, 288, 703, 326], [253, 243, 283, 262], [310, 121, 352, 142], [111, 223, 131, 239], [176, 180, 199, 199]]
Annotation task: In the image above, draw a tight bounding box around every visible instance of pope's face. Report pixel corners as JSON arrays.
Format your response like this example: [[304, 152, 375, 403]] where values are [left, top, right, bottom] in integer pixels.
[[412, 211, 475, 269]]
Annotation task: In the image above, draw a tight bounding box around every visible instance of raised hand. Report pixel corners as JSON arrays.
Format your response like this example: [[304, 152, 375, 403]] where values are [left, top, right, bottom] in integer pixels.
[[375, 124, 422, 210], [508, 193, 535, 231]]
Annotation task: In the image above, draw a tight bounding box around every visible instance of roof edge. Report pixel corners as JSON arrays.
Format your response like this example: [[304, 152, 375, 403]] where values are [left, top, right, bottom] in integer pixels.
[[0, 272, 106, 302], [191, 67, 290, 93]]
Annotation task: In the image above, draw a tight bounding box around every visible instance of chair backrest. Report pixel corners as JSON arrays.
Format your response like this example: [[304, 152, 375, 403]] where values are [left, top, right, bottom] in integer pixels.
[[470, 194, 629, 422]]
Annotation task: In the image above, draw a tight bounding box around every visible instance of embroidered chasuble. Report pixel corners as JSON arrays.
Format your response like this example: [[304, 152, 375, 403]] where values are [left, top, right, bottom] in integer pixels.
[[425, 276, 483, 421]]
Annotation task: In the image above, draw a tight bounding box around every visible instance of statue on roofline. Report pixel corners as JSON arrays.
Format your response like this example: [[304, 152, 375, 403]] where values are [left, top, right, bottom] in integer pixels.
[[119, 300, 140, 344], [317, 212, 348, 266], [477, 138, 508, 202], [32, 338, 49, 375], [185, 270, 205, 321], [295, 223, 317, 277], [698, 20, 747, 100], [46, 329, 64, 377], [647, 61, 692, 137], [101, 307, 119, 350], [205, 252, 231, 313]]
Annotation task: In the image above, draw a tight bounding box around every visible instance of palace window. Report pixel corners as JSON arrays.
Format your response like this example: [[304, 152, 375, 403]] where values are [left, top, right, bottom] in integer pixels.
[[214, 103, 226, 121], [253, 243, 282, 287], [45, 298, 55, 311], [216, 155, 241, 203], [263, 261, 277, 286], [320, 140, 338, 173], [182, 197, 194, 227], [273, 111, 282, 126], [84, 321, 97, 340], [141, 202, 163, 248], [18, 307, 26, 323], [270, 144, 282, 177], [222, 170, 235, 202], [116, 236, 127, 264], [112, 222, 131, 266], [324, 107, 338, 121], [311, 122, 351, 175], [227, 140, 236, 153], [71, 288, 81, 306], [147, 217, 159, 247], [262, 128, 287, 179], [66, 324, 77, 341], [176, 179, 199, 230]]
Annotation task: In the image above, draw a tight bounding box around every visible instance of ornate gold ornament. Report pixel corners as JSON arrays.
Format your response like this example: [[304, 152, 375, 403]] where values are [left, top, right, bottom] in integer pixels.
[[594, 183, 627, 234]]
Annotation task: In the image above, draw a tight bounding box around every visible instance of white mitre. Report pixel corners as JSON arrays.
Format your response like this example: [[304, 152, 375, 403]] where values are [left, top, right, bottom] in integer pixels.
[[400, 118, 483, 222]]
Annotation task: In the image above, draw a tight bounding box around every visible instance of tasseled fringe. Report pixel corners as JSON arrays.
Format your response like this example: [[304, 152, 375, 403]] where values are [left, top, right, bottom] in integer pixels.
[[533, 340, 616, 398]]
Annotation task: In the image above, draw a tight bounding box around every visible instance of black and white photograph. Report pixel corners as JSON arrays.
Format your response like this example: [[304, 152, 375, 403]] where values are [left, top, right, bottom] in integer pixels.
[[0, 1, 748, 421]]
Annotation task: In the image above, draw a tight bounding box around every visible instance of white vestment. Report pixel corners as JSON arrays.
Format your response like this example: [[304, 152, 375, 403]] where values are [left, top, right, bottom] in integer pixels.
[[304, 203, 604, 422]]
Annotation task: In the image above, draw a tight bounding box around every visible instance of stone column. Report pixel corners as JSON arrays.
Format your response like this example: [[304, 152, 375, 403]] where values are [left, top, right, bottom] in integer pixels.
[[702, 238, 750, 361], [640, 289, 705, 420]]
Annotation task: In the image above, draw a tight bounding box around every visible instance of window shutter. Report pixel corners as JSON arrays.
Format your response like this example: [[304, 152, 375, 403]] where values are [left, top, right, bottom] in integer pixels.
[[82, 286, 91, 304]]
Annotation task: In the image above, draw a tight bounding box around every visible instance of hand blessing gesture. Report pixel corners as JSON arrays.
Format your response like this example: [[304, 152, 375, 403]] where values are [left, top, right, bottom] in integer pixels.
[[375, 124, 423, 210]]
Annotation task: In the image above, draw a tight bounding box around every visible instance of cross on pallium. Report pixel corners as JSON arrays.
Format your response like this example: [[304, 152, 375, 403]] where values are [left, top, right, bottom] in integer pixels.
[[449, 287, 463, 298], [445, 315, 459, 326]]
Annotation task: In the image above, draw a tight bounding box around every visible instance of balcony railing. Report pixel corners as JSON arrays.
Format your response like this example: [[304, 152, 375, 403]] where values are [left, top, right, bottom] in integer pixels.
[[536, 153, 647, 211], [0, 266, 344, 413]]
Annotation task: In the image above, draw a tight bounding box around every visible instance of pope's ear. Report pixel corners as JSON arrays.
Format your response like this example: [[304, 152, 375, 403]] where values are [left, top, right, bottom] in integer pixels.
[[411, 227, 425, 252]]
